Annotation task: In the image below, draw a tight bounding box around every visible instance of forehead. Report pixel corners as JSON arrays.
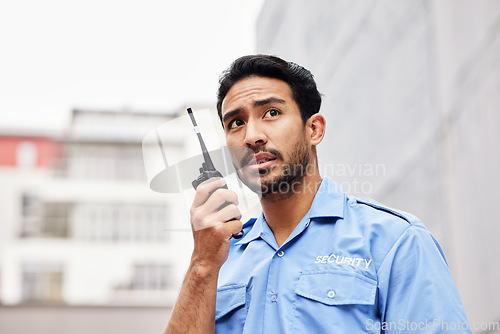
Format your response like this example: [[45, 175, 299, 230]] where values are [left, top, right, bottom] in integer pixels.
[[221, 76, 294, 114]]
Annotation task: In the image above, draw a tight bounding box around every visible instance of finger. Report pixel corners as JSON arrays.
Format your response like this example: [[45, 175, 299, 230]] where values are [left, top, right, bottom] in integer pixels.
[[203, 189, 239, 213], [192, 177, 226, 208], [223, 219, 244, 238], [215, 203, 242, 223], [192, 204, 241, 231]]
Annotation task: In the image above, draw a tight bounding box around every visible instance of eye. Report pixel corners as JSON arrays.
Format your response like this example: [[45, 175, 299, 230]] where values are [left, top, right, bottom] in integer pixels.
[[264, 109, 280, 118], [228, 119, 245, 130]]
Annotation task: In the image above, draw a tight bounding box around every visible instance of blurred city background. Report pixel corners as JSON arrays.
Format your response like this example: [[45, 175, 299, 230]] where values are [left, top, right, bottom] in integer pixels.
[[0, 0, 499, 333]]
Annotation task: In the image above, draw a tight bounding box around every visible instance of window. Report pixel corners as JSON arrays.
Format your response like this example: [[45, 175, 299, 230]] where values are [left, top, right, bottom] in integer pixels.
[[71, 203, 168, 242], [42, 202, 71, 237], [130, 263, 173, 290], [64, 144, 146, 181], [20, 193, 42, 237], [16, 141, 37, 168], [21, 263, 64, 303], [20, 195, 71, 238]]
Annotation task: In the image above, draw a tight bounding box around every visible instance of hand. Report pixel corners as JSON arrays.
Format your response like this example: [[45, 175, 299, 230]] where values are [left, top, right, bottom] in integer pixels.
[[189, 178, 243, 272]]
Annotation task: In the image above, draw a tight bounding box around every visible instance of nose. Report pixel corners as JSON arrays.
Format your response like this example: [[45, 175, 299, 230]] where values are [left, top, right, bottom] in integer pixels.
[[244, 120, 267, 148]]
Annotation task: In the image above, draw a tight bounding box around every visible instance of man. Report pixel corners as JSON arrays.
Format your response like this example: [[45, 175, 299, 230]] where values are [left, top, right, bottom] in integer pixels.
[[165, 55, 470, 333]]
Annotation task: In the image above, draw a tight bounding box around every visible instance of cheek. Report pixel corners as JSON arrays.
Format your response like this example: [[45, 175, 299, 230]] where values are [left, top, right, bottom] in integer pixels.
[[274, 130, 305, 157], [225, 132, 242, 146], [271, 120, 300, 140]]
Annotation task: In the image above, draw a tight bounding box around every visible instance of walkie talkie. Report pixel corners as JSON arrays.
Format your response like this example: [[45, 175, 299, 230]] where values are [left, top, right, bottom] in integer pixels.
[[187, 108, 244, 239]]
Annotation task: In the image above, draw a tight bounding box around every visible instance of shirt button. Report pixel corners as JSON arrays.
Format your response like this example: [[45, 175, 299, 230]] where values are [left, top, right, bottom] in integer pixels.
[[327, 290, 336, 298], [305, 221, 310, 227], [277, 250, 285, 257], [270, 294, 278, 302]]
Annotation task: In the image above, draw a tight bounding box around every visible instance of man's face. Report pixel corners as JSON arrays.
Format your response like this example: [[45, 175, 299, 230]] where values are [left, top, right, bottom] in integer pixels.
[[221, 76, 312, 197]]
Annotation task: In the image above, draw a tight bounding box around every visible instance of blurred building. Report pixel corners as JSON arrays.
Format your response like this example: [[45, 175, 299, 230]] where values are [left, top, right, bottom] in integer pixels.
[[0, 108, 202, 333], [256, 0, 500, 331]]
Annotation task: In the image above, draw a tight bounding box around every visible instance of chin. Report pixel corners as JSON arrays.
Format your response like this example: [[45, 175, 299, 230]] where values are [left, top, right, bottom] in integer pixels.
[[239, 169, 299, 198], [236, 169, 268, 194]]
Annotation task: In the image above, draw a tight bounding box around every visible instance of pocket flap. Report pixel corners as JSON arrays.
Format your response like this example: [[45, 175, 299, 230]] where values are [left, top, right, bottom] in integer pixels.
[[216, 283, 247, 320], [295, 271, 376, 306]]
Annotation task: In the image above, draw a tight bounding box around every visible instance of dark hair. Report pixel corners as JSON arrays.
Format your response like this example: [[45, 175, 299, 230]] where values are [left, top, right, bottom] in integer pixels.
[[216, 55, 321, 125]]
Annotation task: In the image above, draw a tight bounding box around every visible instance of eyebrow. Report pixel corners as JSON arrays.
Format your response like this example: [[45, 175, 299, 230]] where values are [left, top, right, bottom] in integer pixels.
[[254, 97, 286, 106], [222, 97, 287, 124], [222, 108, 243, 125]]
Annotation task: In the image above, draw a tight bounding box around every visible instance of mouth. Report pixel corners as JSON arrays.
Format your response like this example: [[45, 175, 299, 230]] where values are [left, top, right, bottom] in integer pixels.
[[244, 152, 277, 171]]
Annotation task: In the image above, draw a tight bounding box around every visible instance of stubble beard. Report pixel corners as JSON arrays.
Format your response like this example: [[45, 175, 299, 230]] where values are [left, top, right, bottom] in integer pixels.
[[236, 136, 311, 200]]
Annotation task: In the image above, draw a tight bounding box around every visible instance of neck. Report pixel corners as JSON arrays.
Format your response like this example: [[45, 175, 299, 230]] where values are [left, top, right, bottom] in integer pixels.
[[260, 169, 322, 247]]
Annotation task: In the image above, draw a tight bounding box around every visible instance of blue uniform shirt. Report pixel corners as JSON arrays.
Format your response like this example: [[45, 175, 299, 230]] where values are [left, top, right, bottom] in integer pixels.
[[216, 177, 470, 333]]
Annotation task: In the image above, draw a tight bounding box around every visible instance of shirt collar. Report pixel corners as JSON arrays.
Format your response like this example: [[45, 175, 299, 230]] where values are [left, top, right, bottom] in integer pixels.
[[235, 177, 345, 246], [307, 177, 345, 219], [235, 212, 266, 246]]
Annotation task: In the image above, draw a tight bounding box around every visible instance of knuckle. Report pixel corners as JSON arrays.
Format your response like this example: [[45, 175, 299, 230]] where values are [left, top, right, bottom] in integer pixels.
[[229, 221, 243, 235], [228, 190, 238, 202], [226, 203, 237, 211], [214, 189, 233, 205], [195, 183, 208, 195], [197, 181, 216, 196], [211, 188, 224, 201], [224, 204, 240, 218], [232, 206, 242, 218], [190, 207, 198, 220], [189, 206, 197, 216], [233, 219, 243, 229], [213, 223, 227, 238], [200, 216, 210, 227]]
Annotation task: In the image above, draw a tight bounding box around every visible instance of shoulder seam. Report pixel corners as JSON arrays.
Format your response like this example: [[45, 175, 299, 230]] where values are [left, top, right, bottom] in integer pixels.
[[377, 225, 414, 276], [355, 199, 411, 225]]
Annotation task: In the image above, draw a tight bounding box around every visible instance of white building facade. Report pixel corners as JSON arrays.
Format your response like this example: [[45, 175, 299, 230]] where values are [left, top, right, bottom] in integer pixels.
[[0, 108, 206, 333]]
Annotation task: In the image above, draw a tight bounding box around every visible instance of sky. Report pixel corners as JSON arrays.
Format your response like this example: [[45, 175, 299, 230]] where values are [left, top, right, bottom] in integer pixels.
[[0, 0, 265, 132]]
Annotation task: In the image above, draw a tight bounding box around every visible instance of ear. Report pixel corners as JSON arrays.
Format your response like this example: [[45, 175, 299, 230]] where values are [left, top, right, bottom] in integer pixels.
[[306, 113, 326, 146]]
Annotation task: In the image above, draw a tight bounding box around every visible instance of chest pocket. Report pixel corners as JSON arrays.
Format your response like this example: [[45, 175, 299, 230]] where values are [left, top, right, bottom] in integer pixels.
[[292, 271, 378, 333], [215, 283, 247, 332], [295, 270, 377, 305]]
